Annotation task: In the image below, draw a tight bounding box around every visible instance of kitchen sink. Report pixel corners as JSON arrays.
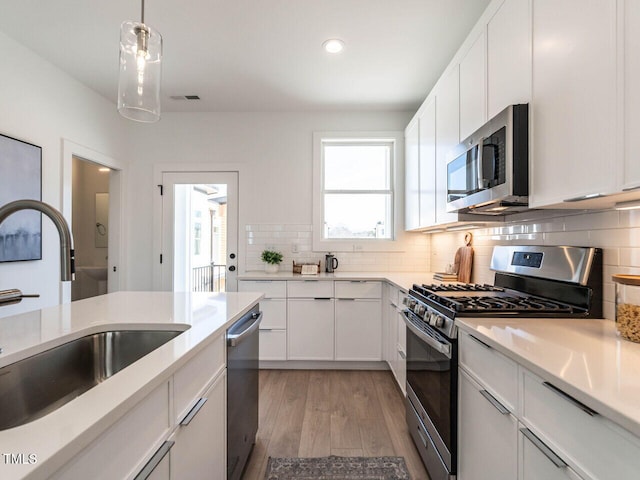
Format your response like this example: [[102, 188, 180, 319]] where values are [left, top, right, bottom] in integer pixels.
[[0, 329, 186, 431]]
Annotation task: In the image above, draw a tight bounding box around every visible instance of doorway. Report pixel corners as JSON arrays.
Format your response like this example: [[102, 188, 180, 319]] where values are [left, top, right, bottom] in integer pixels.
[[71, 156, 110, 301], [160, 172, 238, 292]]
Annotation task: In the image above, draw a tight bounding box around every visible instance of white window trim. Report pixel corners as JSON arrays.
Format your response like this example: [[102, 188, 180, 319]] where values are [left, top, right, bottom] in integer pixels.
[[312, 131, 405, 252]]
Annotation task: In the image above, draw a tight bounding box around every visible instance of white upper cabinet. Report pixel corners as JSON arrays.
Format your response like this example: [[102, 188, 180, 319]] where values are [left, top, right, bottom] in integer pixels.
[[419, 97, 437, 227], [624, 0, 640, 192], [435, 66, 461, 225], [459, 30, 487, 141], [487, 0, 531, 119], [405, 119, 421, 230], [529, 0, 618, 208]]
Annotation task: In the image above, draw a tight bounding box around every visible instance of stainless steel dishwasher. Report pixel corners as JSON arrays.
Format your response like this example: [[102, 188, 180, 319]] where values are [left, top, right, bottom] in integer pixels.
[[226, 304, 262, 480]]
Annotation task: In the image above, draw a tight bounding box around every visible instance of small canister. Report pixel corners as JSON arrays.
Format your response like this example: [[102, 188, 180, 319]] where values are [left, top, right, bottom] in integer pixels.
[[612, 274, 640, 343]]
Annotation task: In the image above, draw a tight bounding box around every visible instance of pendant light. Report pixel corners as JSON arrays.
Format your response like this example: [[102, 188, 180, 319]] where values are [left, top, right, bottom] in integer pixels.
[[117, 0, 162, 122]]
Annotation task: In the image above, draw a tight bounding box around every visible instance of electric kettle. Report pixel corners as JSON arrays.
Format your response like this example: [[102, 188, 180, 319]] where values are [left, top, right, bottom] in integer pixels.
[[325, 253, 339, 273]]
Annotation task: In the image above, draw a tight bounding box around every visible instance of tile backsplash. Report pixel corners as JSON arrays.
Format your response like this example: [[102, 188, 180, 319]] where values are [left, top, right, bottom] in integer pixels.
[[244, 224, 430, 273], [430, 209, 640, 321]]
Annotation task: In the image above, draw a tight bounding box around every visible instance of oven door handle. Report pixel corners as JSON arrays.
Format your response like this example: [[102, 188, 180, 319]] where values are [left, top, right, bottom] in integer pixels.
[[402, 311, 452, 358]]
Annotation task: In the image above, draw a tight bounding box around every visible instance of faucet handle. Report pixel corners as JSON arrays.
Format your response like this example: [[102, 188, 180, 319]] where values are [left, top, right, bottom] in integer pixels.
[[0, 289, 40, 306]]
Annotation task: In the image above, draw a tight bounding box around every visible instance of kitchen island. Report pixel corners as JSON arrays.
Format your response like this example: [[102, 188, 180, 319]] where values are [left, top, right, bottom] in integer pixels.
[[0, 291, 263, 480]]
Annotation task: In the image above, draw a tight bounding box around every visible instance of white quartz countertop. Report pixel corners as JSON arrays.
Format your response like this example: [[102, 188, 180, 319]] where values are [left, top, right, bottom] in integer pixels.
[[238, 271, 435, 292], [0, 291, 263, 480], [457, 317, 640, 438]]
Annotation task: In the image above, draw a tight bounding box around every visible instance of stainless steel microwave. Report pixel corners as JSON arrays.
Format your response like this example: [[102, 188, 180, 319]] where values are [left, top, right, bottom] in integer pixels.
[[446, 104, 529, 215]]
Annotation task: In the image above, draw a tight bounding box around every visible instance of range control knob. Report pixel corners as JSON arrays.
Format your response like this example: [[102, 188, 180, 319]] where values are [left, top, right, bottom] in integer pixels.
[[433, 315, 445, 328]]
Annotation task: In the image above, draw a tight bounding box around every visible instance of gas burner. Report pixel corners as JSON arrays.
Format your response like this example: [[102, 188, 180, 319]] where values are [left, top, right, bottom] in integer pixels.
[[421, 283, 505, 293], [446, 295, 574, 313]]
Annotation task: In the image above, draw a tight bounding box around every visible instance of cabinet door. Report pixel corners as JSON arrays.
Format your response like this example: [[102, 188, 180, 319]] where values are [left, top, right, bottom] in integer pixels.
[[458, 369, 518, 480], [287, 298, 335, 360], [387, 302, 399, 377], [530, 0, 617, 207], [459, 30, 487, 140], [435, 65, 461, 224], [259, 298, 286, 329], [520, 428, 584, 480], [405, 119, 421, 230], [624, 0, 640, 191], [419, 97, 437, 227], [335, 299, 382, 361], [487, 0, 531, 119], [259, 329, 287, 361], [171, 371, 226, 480]]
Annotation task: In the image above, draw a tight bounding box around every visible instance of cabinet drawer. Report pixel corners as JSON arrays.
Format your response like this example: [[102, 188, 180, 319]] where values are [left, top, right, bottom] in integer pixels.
[[238, 280, 286, 298], [287, 280, 333, 298], [459, 330, 518, 412], [259, 330, 287, 361], [259, 298, 286, 329], [335, 280, 382, 299], [173, 335, 225, 423], [52, 381, 171, 480], [521, 369, 640, 479]]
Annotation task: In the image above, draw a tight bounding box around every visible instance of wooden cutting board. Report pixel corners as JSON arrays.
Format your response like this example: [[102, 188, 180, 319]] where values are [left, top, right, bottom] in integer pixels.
[[454, 233, 474, 283]]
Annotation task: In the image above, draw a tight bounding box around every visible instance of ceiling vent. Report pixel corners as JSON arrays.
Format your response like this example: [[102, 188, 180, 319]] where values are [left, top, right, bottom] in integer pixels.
[[170, 95, 201, 100]]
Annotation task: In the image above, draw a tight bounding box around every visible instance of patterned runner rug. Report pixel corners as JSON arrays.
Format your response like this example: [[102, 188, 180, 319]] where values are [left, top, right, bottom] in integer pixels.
[[264, 456, 411, 480]]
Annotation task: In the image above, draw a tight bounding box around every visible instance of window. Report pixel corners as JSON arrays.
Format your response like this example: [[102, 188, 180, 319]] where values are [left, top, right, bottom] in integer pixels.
[[313, 132, 403, 252]]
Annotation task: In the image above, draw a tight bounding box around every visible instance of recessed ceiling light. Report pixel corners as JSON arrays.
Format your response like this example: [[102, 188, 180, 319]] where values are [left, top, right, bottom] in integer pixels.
[[323, 39, 344, 54]]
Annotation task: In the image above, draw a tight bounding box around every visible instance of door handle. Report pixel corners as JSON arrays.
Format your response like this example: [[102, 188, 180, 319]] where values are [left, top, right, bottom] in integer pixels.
[[227, 312, 263, 347], [229, 265, 236, 271]]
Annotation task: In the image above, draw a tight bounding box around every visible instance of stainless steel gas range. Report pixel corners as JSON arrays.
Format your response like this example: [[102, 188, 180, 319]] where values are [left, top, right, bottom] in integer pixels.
[[402, 245, 603, 480]]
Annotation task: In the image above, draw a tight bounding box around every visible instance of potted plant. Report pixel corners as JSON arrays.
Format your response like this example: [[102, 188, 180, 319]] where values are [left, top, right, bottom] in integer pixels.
[[261, 249, 283, 273]]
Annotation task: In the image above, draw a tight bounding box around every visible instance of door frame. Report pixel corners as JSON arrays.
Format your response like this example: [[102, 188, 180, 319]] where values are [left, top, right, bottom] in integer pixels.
[[62, 139, 126, 304], [152, 163, 245, 291]]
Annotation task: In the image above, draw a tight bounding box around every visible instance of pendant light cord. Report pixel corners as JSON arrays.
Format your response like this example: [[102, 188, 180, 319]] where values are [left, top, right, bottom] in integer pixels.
[[141, 0, 145, 24]]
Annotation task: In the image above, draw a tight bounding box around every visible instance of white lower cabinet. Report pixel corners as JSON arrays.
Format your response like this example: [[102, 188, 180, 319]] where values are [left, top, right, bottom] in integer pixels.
[[335, 298, 381, 361], [458, 369, 518, 480], [395, 309, 406, 394], [170, 370, 226, 480], [459, 327, 640, 480], [287, 298, 334, 360], [520, 427, 583, 480], [51, 381, 171, 480]]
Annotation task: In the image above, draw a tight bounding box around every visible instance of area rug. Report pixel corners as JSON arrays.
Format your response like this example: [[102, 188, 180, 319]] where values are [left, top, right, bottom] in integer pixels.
[[264, 456, 410, 480]]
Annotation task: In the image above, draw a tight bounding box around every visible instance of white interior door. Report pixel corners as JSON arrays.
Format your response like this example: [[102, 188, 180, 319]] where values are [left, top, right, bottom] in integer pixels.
[[160, 172, 238, 292]]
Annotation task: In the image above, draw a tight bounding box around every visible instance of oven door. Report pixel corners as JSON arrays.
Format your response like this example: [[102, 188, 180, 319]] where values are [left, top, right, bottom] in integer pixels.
[[403, 310, 457, 477]]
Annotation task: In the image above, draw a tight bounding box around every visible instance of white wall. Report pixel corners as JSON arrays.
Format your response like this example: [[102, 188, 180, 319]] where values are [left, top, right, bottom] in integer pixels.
[[124, 111, 422, 290], [0, 31, 128, 317]]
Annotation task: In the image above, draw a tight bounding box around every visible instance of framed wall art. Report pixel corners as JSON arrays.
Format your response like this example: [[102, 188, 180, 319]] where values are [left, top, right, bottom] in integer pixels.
[[0, 133, 42, 262]]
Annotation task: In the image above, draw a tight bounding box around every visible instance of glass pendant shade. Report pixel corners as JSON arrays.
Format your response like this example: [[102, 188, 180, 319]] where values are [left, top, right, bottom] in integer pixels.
[[118, 20, 162, 122]]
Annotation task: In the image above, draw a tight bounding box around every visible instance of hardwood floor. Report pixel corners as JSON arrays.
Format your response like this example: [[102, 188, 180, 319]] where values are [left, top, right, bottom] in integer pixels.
[[242, 369, 430, 480]]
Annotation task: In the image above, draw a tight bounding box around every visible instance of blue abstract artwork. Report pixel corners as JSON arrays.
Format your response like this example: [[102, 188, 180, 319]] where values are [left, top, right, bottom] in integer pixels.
[[0, 134, 42, 262]]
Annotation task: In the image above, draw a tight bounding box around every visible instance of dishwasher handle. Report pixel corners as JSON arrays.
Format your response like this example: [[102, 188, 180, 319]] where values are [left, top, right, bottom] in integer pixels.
[[227, 311, 263, 347]]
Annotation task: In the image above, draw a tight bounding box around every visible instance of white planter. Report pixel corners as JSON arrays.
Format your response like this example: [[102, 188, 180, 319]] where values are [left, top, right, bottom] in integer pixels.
[[265, 263, 279, 274]]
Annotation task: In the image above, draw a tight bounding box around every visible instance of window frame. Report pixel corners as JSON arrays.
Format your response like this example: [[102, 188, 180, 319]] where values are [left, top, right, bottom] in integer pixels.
[[312, 131, 405, 252]]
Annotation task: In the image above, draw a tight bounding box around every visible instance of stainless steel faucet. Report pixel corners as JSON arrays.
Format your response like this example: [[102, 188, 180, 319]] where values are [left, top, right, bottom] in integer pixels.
[[0, 199, 75, 281]]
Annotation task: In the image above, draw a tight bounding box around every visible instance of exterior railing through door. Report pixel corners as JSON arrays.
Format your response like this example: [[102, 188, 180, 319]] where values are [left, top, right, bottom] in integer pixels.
[[192, 263, 226, 292]]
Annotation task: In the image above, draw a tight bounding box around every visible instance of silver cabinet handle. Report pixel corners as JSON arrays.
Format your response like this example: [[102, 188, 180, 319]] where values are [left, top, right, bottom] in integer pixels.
[[623, 183, 640, 192], [563, 193, 606, 202], [313, 297, 332, 300], [134, 440, 174, 480], [398, 349, 406, 360], [180, 397, 208, 426], [468, 333, 492, 349], [520, 428, 568, 469], [338, 298, 356, 301], [542, 381, 597, 417], [479, 389, 510, 415]]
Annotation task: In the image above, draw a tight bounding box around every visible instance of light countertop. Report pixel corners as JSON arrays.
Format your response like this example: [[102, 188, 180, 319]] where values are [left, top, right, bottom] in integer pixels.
[[0, 291, 263, 480], [238, 271, 436, 292], [457, 317, 640, 438]]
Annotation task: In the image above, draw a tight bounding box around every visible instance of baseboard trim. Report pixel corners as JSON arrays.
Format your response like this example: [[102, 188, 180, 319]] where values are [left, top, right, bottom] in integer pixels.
[[259, 360, 389, 370]]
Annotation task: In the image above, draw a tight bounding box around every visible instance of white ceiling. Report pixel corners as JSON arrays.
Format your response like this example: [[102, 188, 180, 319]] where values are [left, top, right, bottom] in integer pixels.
[[0, 0, 490, 113]]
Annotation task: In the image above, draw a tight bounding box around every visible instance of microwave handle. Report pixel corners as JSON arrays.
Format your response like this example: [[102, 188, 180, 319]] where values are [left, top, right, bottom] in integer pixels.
[[476, 137, 485, 188]]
